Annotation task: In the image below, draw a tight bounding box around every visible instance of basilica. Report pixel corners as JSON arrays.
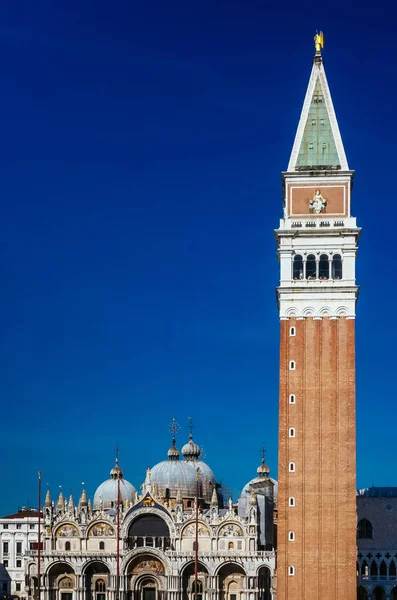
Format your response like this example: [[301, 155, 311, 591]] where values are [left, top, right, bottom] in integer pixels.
[[24, 431, 276, 600]]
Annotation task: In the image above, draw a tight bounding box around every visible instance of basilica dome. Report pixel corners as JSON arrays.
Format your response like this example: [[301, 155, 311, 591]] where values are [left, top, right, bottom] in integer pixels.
[[181, 434, 201, 461], [93, 460, 136, 510], [179, 433, 216, 503], [150, 439, 200, 500], [240, 458, 278, 505]]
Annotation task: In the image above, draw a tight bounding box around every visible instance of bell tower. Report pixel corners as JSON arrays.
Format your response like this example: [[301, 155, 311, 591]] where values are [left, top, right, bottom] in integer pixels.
[[275, 37, 360, 600]]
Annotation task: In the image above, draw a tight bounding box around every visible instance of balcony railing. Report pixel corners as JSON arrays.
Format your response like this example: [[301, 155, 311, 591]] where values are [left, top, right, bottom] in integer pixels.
[[127, 536, 172, 551]]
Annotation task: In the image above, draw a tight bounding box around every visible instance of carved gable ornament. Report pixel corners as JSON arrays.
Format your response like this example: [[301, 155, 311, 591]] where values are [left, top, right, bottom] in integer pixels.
[[309, 190, 327, 214]]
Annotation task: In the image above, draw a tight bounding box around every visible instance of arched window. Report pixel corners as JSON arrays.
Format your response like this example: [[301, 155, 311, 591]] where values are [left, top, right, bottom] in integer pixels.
[[390, 560, 396, 579], [65, 541, 70, 551], [288, 531, 295, 541], [318, 254, 329, 280], [289, 497, 295, 507], [289, 326, 296, 336], [357, 518, 373, 539], [289, 394, 296, 404], [95, 580, 106, 593], [306, 254, 316, 279], [372, 586, 386, 600], [192, 580, 203, 600], [289, 361, 296, 370], [99, 541, 105, 550], [332, 254, 342, 279], [358, 586, 368, 600], [289, 428, 295, 438], [293, 255, 303, 280], [370, 560, 378, 578], [289, 462, 295, 472], [288, 565, 295, 576], [380, 560, 387, 579], [361, 561, 368, 576]]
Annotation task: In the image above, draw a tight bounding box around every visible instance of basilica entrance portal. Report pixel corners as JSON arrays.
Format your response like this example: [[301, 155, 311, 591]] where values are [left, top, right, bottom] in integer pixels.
[[142, 587, 156, 600]]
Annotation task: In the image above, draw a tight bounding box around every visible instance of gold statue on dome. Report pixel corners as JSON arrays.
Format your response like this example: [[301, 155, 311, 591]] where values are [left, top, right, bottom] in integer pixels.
[[314, 31, 324, 53]]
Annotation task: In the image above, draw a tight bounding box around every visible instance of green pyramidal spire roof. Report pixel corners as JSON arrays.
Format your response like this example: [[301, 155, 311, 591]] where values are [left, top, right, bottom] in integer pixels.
[[288, 55, 348, 172]]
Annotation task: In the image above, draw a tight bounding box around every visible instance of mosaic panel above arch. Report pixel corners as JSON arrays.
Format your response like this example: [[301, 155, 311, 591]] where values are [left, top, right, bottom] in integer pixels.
[[129, 557, 165, 576], [182, 523, 210, 538], [218, 523, 243, 537], [55, 524, 79, 537], [58, 575, 75, 589], [88, 523, 115, 537]]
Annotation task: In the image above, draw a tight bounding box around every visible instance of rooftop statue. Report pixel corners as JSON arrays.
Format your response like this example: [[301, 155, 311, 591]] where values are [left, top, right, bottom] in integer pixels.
[[314, 31, 324, 54]]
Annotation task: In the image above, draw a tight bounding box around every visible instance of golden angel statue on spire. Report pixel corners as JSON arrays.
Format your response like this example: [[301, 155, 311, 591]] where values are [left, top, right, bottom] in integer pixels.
[[314, 31, 324, 53]]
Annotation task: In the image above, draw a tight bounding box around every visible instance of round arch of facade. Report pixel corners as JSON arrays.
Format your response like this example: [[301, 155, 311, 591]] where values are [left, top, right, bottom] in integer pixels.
[[179, 559, 212, 577], [132, 572, 167, 592], [255, 563, 274, 576], [121, 507, 176, 538], [80, 558, 112, 575], [180, 520, 211, 538], [121, 547, 172, 576], [213, 561, 247, 576], [86, 520, 115, 538], [53, 522, 81, 539], [216, 521, 245, 538], [45, 560, 76, 576]]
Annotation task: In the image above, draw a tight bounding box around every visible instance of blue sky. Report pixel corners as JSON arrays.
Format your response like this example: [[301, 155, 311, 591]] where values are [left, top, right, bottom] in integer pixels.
[[0, 0, 395, 515]]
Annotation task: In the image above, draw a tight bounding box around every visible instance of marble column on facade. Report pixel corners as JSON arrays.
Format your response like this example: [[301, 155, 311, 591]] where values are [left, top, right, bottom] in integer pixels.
[[210, 576, 219, 600]]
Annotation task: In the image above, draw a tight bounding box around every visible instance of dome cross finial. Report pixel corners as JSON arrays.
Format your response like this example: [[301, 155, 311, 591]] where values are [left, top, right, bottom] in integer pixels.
[[188, 416, 194, 439], [169, 417, 181, 438]]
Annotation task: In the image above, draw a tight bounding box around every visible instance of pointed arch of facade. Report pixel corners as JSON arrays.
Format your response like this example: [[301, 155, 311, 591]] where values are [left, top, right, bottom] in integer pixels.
[[371, 586, 386, 600], [214, 561, 247, 576], [121, 507, 176, 539], [122, 547, 172, 576]]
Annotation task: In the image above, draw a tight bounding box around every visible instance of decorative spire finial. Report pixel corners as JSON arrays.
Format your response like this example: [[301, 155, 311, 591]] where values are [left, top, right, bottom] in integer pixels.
[[169, 417, 181, 437], [115, 443, 119, 465], [257, 444, 270, 477], [211, 486, 218, 507], [44, 487, 52, 507], [314, 31, 324, 55], [57, 486, 65, 509], [79, 483, 87, 506], [188, 416, 194, 439]]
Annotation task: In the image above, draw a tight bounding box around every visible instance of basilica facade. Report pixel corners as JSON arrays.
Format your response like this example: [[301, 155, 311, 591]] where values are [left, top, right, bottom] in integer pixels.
[[24, 433, 276, 600]]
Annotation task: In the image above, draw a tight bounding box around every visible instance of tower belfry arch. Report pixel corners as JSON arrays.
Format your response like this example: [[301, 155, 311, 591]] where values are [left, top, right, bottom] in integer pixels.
[[275, 35, 360, 600]]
